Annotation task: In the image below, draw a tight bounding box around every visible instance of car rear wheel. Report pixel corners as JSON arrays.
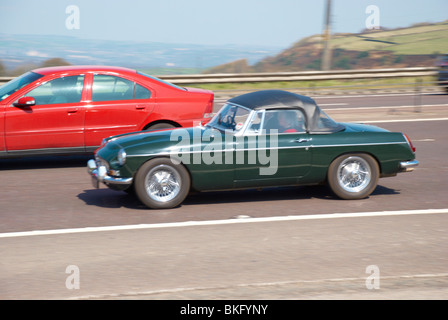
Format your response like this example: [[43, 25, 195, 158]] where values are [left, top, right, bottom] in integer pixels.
[[328, 153, 379, 200], [135, 158, 190, 209], [146, 123, 176, 130]]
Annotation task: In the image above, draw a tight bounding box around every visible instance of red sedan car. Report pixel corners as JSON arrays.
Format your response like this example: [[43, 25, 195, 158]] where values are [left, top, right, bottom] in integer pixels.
[[0, 66, 214, 158]]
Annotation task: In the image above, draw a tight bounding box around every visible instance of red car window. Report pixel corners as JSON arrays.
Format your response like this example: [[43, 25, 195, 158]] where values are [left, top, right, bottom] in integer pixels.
[[92, 75, 151, 101], [135, 83, 151, 99], [25, 75, 84, 105]]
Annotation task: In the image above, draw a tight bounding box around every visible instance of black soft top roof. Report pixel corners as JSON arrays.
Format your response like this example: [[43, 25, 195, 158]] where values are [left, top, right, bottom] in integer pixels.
[[228, 90, 344, 133], [228, 89, 316, 110]]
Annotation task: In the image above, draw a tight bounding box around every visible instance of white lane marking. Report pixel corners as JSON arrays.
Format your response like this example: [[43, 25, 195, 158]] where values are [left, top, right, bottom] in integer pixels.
[[415, 139, 436, 142], [313, 92, 443, 99], [351, 118, 448, 123], [324, 104, 448, 111], [318, 103, 348, 106], [69, 272, 448, 300], [1, 208, 447, 239]]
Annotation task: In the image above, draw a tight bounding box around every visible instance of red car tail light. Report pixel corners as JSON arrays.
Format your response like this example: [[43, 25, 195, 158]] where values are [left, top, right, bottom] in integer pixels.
[[204, 95, 214, 118], [403, 133, 416, 153]]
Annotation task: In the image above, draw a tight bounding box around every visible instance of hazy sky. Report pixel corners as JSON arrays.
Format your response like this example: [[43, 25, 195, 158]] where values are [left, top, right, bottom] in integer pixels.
[[0, 0, 447, 48]]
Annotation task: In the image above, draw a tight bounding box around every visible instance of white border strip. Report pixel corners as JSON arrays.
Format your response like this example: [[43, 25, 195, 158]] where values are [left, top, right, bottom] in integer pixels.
[[1, 208, 447, 239]]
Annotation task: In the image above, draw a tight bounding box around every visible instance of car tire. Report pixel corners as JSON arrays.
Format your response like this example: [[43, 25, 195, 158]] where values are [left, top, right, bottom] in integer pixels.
[[134, 158, 190, 209], [327, 153, 379, 200], [147, 123, 176, 130]]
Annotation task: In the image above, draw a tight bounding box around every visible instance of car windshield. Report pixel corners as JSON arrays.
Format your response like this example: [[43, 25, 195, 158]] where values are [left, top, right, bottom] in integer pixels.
[[312, 108, 345, 133], [206, 103, 251, 133], [0, 72, 44, 102]]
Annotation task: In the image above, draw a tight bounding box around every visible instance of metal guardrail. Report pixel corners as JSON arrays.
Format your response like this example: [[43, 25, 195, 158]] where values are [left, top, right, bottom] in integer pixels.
[[212, 80, 445, 99], [0, 67, 438, 86], [160, 67, 438, 84]]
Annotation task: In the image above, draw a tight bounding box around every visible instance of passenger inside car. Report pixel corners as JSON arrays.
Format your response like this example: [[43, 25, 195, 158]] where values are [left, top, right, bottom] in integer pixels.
[[264, 109, 305, 133]]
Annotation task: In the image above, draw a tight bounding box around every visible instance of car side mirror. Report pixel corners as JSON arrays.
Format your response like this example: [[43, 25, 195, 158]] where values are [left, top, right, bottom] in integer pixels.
[[14, 96, 36, 107]]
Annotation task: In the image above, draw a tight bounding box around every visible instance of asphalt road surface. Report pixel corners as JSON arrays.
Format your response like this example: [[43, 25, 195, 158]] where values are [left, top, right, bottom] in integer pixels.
[[1, 92, 447, 301]]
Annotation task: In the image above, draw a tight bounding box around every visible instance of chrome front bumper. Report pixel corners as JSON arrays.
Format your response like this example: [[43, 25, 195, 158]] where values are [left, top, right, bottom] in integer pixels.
[[399, 160, 419, 172], [87, 159, 133, 189]]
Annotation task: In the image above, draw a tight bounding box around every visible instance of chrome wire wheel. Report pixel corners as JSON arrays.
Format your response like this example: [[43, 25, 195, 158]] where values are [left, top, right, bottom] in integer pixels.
[[145, 165, 181, 203], [337, 156, 371, 193], [135, 158, 190, 209], [328, 153, 379, 200]]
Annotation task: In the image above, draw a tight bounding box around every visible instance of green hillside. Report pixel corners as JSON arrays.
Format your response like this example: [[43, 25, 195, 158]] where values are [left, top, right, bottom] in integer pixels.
[[204, 21, 448, 74], [330, 22, 448, 55]]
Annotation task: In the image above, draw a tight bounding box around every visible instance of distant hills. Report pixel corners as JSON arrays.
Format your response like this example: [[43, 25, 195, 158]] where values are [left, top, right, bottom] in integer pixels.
[[0, 33, 282, 76], [204, 21, 448, 73], [1, 21, 447, 77]]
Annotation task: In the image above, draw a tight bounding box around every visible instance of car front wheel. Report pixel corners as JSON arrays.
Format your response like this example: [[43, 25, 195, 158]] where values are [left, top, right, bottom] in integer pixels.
[[327, 154, 379, 200], [135, 158, 190, 209]]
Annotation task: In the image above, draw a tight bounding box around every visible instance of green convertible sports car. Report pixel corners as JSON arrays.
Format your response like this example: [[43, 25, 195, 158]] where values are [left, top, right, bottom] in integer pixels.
[[87, 90, 418, 209]]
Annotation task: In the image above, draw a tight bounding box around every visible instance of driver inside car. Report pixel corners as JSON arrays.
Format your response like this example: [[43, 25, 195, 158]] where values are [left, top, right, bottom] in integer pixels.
[[278, 111, 298, 133]]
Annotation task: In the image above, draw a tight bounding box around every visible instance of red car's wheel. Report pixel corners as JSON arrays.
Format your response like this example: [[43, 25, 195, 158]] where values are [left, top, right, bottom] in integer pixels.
[[146, 123, 176, 130]]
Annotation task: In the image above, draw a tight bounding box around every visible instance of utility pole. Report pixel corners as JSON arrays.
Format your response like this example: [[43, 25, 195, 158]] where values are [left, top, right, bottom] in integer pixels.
[[321, 0, 332, 70]]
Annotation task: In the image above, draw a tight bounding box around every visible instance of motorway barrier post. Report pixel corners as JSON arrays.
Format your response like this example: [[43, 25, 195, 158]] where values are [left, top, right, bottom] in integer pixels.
[[414, 78, 422, 113]]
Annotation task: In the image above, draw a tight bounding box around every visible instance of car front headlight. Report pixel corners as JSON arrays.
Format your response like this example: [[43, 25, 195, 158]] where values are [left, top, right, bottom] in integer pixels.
[[95, 156, 109, 171], [117, 149, 127, 166]]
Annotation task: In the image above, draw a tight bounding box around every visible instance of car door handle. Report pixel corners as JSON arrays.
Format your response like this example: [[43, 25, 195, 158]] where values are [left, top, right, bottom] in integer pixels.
[[67, 108, 78, 114], [294, 138, 311, 143], [136, 105, 146, 110]]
